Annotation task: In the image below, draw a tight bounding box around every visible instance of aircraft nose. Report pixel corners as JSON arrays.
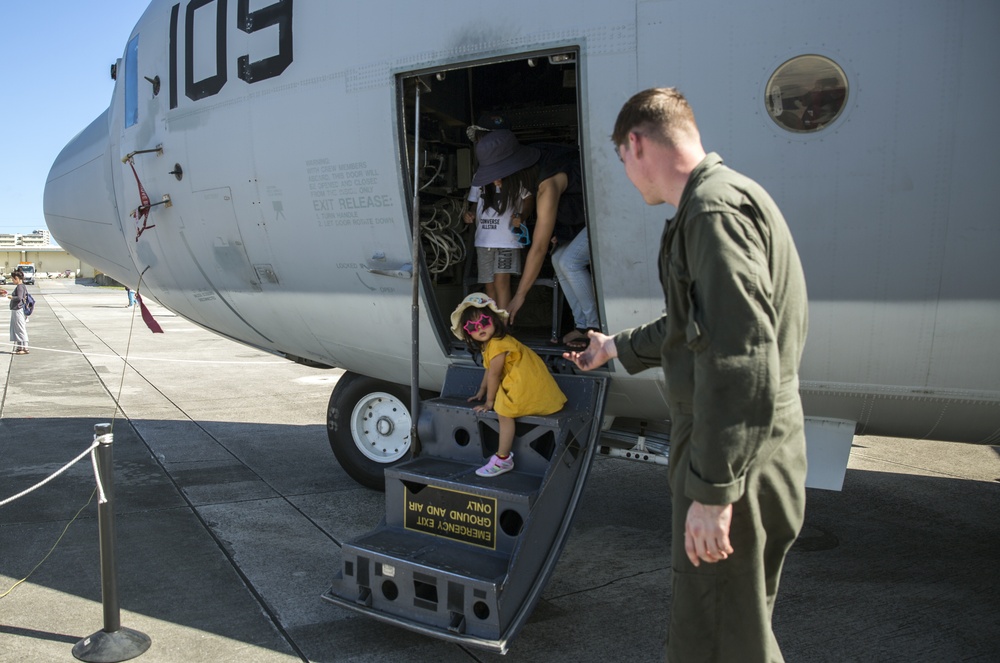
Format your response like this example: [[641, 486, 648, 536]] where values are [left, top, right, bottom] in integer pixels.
[[44, 110, 136, 284]]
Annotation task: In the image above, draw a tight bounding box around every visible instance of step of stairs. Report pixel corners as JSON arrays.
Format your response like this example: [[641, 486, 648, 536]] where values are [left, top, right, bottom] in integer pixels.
[[324, 365, 607, 653]]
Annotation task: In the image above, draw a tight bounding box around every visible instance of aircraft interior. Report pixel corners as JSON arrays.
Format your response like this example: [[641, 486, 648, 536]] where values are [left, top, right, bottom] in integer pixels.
[[396, 51, 589, 359]]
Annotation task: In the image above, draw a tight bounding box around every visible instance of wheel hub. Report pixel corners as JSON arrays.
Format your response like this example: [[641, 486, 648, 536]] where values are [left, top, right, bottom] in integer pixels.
[[350, 391, 411, 463]]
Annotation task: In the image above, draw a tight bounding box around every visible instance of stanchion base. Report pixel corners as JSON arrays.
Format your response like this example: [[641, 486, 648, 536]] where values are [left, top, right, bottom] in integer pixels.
[[73, 627, 151, 662]]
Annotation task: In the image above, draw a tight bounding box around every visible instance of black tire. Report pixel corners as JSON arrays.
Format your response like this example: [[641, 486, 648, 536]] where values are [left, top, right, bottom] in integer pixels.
[[327, 372, 414, 491]]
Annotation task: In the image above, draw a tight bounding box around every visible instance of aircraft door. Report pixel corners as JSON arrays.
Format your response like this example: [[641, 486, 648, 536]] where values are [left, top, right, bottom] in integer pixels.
[[398, 52, 593, 355]]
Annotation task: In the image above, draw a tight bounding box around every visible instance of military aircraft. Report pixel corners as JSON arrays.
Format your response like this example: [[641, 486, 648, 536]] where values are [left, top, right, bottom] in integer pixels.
[[45, 0, 1000, 487], [42, 0, 999, 651], [43, 0, 1000, 490]]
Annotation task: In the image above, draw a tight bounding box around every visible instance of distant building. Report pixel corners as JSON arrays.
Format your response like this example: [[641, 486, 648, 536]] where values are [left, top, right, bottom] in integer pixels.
[[0, 229, 54, 248], [19, 230, 51, 247]]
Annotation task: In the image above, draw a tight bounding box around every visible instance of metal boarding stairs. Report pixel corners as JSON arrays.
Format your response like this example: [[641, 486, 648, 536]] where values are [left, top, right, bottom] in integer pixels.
[[323, 364, 608, 653]]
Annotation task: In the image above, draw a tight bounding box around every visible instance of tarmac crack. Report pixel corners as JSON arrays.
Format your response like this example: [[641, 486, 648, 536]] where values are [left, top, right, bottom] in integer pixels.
[[544, 565, 670, 602]]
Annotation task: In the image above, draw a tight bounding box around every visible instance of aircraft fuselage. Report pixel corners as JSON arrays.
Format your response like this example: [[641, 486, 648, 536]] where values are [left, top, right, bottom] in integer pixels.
[[44, 0, 1000, 457]]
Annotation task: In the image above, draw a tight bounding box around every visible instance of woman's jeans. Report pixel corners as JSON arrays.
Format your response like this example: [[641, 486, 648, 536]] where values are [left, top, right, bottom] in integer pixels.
[[551, 228, 598, 331]]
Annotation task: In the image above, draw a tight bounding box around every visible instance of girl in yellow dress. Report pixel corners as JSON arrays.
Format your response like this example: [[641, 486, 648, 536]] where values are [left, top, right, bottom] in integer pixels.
[[451, 293, 567, 477]]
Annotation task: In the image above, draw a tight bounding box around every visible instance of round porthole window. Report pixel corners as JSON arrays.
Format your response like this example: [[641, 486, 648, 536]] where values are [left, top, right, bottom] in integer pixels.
[[765, 55, 848, 133]]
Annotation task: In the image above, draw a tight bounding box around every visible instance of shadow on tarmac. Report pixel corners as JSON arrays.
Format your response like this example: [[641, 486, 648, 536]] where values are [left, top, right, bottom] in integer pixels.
[[2, 414, 999, 662]]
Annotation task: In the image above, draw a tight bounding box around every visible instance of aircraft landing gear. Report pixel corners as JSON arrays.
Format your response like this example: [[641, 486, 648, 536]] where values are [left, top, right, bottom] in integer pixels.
[[327, 372, 413, 490]]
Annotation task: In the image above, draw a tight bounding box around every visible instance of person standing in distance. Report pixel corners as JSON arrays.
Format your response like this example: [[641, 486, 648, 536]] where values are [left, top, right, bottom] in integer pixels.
[[565, 88, 808, 662], [1, 268, 30, 354]]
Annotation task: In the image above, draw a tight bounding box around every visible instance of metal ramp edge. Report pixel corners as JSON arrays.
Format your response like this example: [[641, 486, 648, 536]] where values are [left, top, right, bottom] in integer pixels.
[[323, 367, 608, 654]]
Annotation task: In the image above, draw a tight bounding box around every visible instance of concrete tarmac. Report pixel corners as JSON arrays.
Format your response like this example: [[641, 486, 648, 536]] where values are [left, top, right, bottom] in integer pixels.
[[1, 281, 998, 662]]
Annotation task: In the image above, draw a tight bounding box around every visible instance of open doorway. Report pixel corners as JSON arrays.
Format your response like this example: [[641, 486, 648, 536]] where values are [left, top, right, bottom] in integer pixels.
[[397, 50, 594, 357]]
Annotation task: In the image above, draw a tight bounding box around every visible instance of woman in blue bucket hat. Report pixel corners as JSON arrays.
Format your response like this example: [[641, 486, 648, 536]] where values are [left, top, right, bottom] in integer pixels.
[[469, 129, 595, 347]]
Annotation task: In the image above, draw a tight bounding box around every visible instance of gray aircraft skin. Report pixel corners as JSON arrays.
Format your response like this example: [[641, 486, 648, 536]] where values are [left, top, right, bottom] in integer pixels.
[[43, 0, 1000, 490]]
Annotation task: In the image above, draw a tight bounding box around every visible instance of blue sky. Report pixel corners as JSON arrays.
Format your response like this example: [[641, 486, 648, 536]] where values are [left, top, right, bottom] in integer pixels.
[[0, 1, 149, 235]]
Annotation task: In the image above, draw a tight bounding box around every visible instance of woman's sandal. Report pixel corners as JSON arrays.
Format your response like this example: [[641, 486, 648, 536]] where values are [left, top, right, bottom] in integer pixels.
[[562, 327, 599, 350]]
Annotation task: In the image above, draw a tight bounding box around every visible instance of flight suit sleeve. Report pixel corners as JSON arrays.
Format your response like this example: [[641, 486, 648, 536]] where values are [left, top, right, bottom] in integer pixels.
[[683, 210, 780, 506], [613, 315, 667, 375]]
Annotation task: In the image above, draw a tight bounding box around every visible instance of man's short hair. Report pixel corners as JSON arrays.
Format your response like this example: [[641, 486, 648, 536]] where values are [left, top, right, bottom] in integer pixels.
[[612, 87, 699, 148]]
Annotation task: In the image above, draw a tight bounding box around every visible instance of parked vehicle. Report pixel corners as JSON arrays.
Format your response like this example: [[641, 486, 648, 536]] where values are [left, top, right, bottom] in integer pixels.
[[18, 263, 35, 285]]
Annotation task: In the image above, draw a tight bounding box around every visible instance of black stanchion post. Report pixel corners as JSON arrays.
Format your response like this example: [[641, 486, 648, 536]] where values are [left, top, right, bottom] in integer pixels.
[[73, 423, 151, 662]]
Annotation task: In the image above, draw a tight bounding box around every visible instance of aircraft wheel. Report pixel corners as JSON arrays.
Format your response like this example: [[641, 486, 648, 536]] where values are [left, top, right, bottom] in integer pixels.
[[327, 372, 413, 490]]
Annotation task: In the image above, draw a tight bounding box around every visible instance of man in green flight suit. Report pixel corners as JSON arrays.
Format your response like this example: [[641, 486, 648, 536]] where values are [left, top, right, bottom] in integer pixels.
[[565, 87, 809, 662]]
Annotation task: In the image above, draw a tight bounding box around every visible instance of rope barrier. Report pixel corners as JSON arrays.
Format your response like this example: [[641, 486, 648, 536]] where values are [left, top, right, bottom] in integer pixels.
[[1, 281, 135, 608], [0, 439, 101, 508], [0, 419, 153, 654]]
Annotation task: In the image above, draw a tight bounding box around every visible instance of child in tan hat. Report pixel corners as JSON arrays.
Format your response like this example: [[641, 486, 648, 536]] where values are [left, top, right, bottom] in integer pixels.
[[451, 293, 566, 476]]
